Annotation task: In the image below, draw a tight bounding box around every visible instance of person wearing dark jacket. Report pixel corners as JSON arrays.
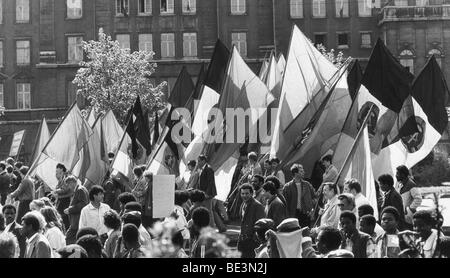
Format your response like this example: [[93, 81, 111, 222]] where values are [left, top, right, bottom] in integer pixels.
[[262, 181, 286, 227], [237, 184, 265, 258], [2, 204, 26, 258], [339, 211, 375, 258], [10, 167, 34, 222], [64, 176, 89, 245], [197, 155, 217, 228], [0, 162, 10, 205], [378, 174, 405, 225]]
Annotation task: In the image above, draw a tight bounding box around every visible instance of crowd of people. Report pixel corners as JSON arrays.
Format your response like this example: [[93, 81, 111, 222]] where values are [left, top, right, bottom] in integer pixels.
[[0, 153, 449, 259]]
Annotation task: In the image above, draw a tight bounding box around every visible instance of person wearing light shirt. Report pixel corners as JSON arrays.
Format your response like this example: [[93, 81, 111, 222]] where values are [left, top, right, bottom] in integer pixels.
[[79, 186, 111, 237], [343, 179, 370, 210], [316, 182, 341, 231]]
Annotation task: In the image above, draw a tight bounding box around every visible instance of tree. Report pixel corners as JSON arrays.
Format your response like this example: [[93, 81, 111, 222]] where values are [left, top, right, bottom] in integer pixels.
[[73, 29, 167, 125], [316, 44, 346, 68]]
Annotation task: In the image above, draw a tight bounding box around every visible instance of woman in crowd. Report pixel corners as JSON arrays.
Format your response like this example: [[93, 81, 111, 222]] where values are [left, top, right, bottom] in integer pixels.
[[40, 206, 66, 257]]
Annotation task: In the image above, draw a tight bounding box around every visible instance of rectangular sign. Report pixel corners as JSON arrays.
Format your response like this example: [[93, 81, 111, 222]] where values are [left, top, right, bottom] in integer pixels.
[[152, 175, 175, 218], [9, 130, 26, 157]]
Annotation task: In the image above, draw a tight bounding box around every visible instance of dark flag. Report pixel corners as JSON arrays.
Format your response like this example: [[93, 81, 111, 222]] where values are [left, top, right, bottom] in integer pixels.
[[347, 59, 363, 101], [203, 39, 231, 94], [168, 66, 195, 108]]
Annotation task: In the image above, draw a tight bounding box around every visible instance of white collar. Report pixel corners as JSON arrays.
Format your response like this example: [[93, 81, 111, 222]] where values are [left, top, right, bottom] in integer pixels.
[[26, 232, 39, 244]]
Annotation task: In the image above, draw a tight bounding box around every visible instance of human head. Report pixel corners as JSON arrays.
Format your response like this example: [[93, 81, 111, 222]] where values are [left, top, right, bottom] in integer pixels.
[[192, 207, 210, 230], [251, 174, 264, 191], [76, 227, 99, 241], [118, 192, 137, 212], [323, 182, 338, 200], [0, 162, 6, 172], [56, 163, 67, 180], [254, 218, 274, 243], [144, 170, 153, 183], [413, 210, 434, 239], [271, 158, 280, 170], [247, 152, 258, 163], [76, 235, 103, 258], [57, 244, 89, 259], [189, 189, 206, 203], [317, 227, 342, 255], [262, 181, 277, 200], [133, 166, 144, 179], [380, 206, 400, 234], [122, 224, 141, 251], [344, 179, 361, 196], [240, 183, 254, 203], [322, 155, 333, 168], [0, 232, 18, 258], [29, 199, 45, 212], [340, 211, 357, 234], [6, 165, 13, 174], [174, 190, 190, 207], [378, 174, 395, 192], [40, 206, 61, 228], [360, 215, 376, 236], [291, 164, 305, 180], [396, 165, 410, 183], [197, 155, 207, 168], [124, 202, 142, 214], [264, 159, 271, 170], [439, 236, 450, 258], [358, 204, 374, 219], [19, 166, 29, 177], [89, 185, 105, 203], [187, 160, 196, 171], [264, 176, 282, 192], [122, 211, 142, 228], [2, 205, 17, 225], [6, 157, 15, 166], [338, 193, 356, 212], [65, 175, 78, 187], [21, 211, 45, 238], [103, 210, 121, 231]]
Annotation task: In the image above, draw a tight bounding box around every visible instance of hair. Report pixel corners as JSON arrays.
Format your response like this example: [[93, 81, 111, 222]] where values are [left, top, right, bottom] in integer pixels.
[[247, 152, 258, 161], [76, 227, 99, 241], [108, 152, 115, 159], [396, 165, 410, 177], [439, 236, 450, 258], [290, 164, 302, 175], [103, 210, 121, 230], [0, 232, 18, 258], [65, 175, 78, 185], [198, 155, 207, 162], [2, 204, 16, 214], [381, 206, 401, 222], [122, 212, 142, 227], [124, 202, 142, 213], [413, 210, 434, 226], [19, 166, 29, 176], [360, 215, 377, 227], [29, 199, 45, 211], [322, 155, 333, 163], [122, 224, 140, 244], [6, 165, 13, 174], [340, 210, 357, 224], [189, 189, 206, 203], [318, 226, 342, 252], [40, 197, 53, 208], [76, 235, 103, 258], [6, 157, 15, 165], [133, 166, 144, 177], [22, 212, 42, 232], [175, 190, 190, 206], [0, 213, 5, 230], [56, 163, 67, 173], [172, 230, 184, 248], [0, 162, 6, 171], [40, 206, 64, 231], [265, 176, 281, 190], [338, 193, 356, 208], [89, 185, 105, 201], [240, 183, 254, 194], [358, 204, 375, 217], [378, 174, 394, 188], [252, 174, 264, 184], [254, 219, 274, 242], [346, 179, 362, 193], [187, 160, 197, 168], [118, 192, 137, 206], [262, 181, 277, 195], [323, 182, 338, 195], [192, 207, 210, 228], [139, 164, 147, 173], [264, 159, 271, 165], [271, 158, 280, 164]]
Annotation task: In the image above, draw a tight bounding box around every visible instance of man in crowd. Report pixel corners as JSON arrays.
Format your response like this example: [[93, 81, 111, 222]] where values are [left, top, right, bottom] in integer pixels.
[[21, 211, 52, 258], [343, 179, 370, 210], [395, 165, 422, 229], [10, 166, 34, 222], [318, 182, 341, 230], [358, 204, 384, 238], [76, 235, 103, 258], [303, 226, 353, 258], [251, 175, 265, 204], [262, 181, 286, 227], [375, 206, 402, 258], [64, 176, 89, 245], [340, 211, 375, 258], [237, 184, 265, 258], [2, 204, 26, 257], [0, 232, 18, 258], [253, 218, 274, 258], [270, 158, 285, 186], [51, 164, 71, 230], [283, 164, 316, 228], [79, 186, 111, 241], [0, 162, 10, 206], [378, 174, 405, 225], [265, 176, 287, 206], [244, 152, 262, 183], [360, 215, 379, 241], [117, 193, 137, 216], [190, 207, 211, 258], [338, 193, 356, 214], [122, 224, 146, 258], [197, 155, 217, 228], [412, 210, 442, 258], [321, 155, 338, 183], [186, 160, 199, 190]]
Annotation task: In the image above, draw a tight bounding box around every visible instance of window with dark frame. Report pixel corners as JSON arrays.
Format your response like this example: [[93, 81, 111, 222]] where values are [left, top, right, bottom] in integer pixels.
[[139, 0, 152, 15], [116, 0, 129, 16], [314, 34, 326, 48], [337, 33, 349, 49]]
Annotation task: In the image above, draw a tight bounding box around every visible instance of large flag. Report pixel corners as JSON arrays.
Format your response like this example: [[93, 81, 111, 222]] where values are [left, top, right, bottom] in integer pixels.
[[30, 117, 50, 163], [203, 39, 231, 94], [372, 56, 449, 177], [283, 66, 352, 177], [203, 46, 274, 171], [347, 59, 363, 101], [29, 103, 92, 190], [100, 110, 124, 161], [110, 116, 134, 187], [185, 63, 207, 117], [168, 66, 195, 108], [270, 25, 339, 162], [129, 96, 152, 159]]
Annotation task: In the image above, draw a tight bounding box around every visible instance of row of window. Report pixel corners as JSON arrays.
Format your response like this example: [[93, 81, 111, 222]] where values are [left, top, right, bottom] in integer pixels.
[[0, 83, 31, 110], [0, 40, 30, 67], [314, 32, 373, 50], [289, 0, 381, 18]]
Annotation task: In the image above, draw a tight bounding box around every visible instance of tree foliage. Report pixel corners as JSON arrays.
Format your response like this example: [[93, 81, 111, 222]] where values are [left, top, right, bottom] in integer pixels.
[[73, 29, 167, 125], [316, 44, 346, 68]]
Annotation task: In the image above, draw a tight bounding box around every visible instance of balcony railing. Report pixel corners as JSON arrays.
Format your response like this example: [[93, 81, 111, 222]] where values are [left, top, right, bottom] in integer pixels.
[[379, 5, 450, 23]]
